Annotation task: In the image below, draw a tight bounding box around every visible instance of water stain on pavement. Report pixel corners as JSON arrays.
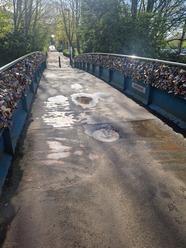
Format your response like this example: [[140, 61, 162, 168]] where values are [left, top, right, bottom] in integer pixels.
[[42, 92, 115, 128], [71, 92, 114, 109], [93, 128, 119, 142], [131, 120, 169, 138], [84, 123, 120, 142], [76, 96, 92, 104], [71, 93, 99, 108], [42, 95, 76, 127], [71, 83, 82, 90]]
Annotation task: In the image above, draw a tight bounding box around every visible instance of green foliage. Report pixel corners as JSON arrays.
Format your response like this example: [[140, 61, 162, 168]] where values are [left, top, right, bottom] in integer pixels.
[[62, 48, 78, 57], [0, 7, 13, 37], [80, 0, 124, 53], [128, 12, 167, 57], [63, 49, 70, 57], [0, 29, 49, 66], [0, 0, 185, 66], [0, 3, 50, 67], [79, 0, 183, 59]]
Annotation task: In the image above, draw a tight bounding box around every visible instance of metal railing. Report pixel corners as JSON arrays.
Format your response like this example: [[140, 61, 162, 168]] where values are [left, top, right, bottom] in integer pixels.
[[0, 51, 46, 190], [0, 51, 45, 72], [74, 53, 186, 99], [0, 51, 46, 129], [81, 52, 186, 68]]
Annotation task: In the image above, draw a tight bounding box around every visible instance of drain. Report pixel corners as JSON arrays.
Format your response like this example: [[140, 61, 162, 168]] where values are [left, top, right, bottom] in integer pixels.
[[76, 96, 92, 104]]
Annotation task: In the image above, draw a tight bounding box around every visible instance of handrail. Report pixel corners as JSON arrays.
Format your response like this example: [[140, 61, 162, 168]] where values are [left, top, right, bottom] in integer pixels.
[[74, 52, 186, 100], [74, 53, 186, 130], [0, 51, 45, 72], [81, 52, 186, 67], [0, 52, 46, 191], [0, 51, 46, 129]]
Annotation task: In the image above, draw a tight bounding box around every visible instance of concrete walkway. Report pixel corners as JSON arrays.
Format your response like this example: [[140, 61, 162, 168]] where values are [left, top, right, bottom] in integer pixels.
[[0, 52, 186, 248]]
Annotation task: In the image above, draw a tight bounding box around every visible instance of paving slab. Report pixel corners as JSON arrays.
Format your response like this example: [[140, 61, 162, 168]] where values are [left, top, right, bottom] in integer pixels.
[[0, 52, 186, 248]]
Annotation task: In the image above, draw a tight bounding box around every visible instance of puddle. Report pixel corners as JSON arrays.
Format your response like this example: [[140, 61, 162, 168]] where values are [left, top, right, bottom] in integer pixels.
[[71, 93, 99, 108], [84, 123, 119, 142], [71, 92, 114, 109], [76, 96, 92, 104]]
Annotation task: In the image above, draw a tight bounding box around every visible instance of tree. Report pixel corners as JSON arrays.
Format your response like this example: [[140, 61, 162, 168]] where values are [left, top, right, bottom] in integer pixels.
[[0, 0, 50, 66], [11, 0, 49, 50], [79, 0, 185, 57], [0, 5, 13, 37], [80, 0, 124, 53], [177, 21, 186, 53], [52, 0, 81, 53]]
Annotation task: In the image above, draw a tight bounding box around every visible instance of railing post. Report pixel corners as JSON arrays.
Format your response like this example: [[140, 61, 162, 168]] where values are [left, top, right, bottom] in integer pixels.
[[59, 56, 61, 68]]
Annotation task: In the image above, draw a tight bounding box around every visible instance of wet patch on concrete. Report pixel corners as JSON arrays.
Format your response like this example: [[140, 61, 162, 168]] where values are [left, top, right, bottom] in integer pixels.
[[85, 115, 115, 125], [42, 160, 65, 166], [47, 141, 72, 159], [131, 120, 170, 138], [93, 129, 119, 142], [84, 123, 120, 142], [71, 92, 114, 109], [74, 151, 84, 156], [88, 153, 99, 161], [47, 152, 71, 159], [71, 93, 99, 108], [71, 83, 82, 90], [48, 95, 68, 104], [97, 93, 115, 103], [41, 134, 102, 187], [43, 112, 75, 128], [76, 96, 93, 105], [43, 135, 101, 180], [43, 93, 116, 128], [42, 95, 76, 127]]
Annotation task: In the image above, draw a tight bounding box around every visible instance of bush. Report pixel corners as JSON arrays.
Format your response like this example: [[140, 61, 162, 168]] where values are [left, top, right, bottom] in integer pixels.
[[62, 48, 79, 58], [63, 49, 70, 57]]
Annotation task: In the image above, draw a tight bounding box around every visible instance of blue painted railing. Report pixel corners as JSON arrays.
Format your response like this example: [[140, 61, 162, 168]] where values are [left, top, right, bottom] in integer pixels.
[[0, 52, 46, 192], [74, 53, 186, 130]]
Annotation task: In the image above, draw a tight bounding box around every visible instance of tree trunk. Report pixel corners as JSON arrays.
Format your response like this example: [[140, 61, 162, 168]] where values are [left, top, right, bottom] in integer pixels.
[[178, 20, 186, 54], [146, 0, 154, 13], [131, 0, 137, 18]]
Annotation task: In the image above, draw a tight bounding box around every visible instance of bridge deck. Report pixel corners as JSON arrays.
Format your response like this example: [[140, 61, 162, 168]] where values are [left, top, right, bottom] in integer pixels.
[[0, 52, 186, 248]]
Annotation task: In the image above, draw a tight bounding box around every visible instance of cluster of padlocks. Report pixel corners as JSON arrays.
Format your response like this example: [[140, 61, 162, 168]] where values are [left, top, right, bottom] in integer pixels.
[[74, 54, 186, 97], [0, 53, 46, 129]]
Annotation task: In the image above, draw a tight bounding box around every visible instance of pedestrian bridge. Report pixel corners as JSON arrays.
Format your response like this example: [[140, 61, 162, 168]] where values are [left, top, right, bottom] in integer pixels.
[[0, 51, 186, 248]]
